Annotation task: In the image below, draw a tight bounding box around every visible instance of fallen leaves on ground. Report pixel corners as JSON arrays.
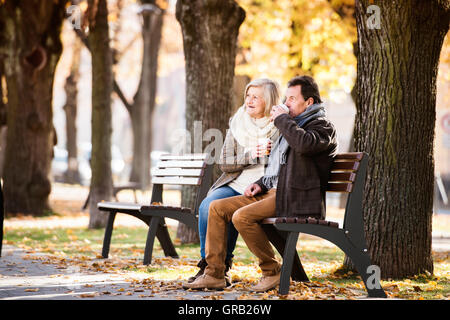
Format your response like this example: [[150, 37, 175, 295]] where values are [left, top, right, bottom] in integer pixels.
[[10, 251, 370, 300], [4, 191, 450, 301], [5, 242, 449, 300]]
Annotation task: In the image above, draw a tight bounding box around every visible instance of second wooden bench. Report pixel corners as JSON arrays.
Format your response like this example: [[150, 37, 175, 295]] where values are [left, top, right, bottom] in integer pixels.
[[97, 154, 213, 265]]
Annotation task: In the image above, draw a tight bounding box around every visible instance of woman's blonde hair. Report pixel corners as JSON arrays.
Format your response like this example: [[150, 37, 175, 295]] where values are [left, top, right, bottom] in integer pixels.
[[244, 78, 281, 117]]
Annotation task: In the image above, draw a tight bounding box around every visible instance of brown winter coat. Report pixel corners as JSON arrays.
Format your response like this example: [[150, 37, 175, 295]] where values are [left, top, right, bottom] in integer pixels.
[[255, 113, 338, 219]]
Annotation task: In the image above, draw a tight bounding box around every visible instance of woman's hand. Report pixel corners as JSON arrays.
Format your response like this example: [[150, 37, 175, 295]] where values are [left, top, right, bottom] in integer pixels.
[[250, 141, 272, 159], [244, 183, 262, 197]]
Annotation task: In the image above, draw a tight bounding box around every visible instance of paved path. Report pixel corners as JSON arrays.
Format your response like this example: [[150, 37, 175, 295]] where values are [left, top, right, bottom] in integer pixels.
[[2, 233, 449, 300], [0, 245, 245, 300]]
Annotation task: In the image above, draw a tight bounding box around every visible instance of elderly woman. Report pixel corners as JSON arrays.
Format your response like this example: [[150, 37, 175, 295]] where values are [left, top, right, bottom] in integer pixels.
[[188, 78, 281, 284]]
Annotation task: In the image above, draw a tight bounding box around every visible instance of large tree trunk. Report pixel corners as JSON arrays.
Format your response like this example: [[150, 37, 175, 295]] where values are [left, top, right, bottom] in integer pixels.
[[0, 60, 7, 178], [87, 0, 114, 228], [232, 74, 250, 113], [353, 0, 449, 278], [129, 1, 164, 189], [63, 36, 82, 184], [0, 0, 67, 215], [175, 0, 245, 243]]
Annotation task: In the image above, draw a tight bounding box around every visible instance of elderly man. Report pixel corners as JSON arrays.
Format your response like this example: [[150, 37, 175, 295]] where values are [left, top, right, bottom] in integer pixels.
[[183, 75, 338, 292]]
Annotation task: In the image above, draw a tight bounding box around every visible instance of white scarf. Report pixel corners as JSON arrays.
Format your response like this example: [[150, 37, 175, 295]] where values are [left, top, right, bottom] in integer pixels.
[[229, 105, 279, 149]]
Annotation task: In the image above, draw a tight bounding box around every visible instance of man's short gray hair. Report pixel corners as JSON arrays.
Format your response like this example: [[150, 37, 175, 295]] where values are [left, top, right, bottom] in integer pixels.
[[244, 78, 281, 117]]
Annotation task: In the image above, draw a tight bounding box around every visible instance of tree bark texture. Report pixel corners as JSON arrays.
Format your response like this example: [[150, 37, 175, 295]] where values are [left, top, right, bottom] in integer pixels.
[[87, 0, 114, 228], [129, 1, 164, 189], [0, 61, 6, 178], [0, 0, 67, 215], [353, 0, 449, 278], [232, 74, 250, 113], [63, 36, 82, 184], [175, 0, 245, 243], [0, 61, 5, 127]]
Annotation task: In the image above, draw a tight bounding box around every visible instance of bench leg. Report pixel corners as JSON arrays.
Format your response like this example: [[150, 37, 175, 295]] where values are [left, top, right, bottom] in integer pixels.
[[156, 219, 178, 258], [82, 191, 90, 210], [344, 247, 387, 298], [262, 224, 309, 282], [322, 229, 387, 298], [0, 206, 3, 258], [279, 231, 300, 295], [0, 187, 3, 257], [143, 216, 161, 265], [102, 211, 117, 258]]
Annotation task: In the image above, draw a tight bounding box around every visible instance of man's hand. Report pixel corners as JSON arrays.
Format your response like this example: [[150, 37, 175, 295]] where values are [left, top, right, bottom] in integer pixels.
[[270, 104, 289, 122], [244, 183, 262, 197]]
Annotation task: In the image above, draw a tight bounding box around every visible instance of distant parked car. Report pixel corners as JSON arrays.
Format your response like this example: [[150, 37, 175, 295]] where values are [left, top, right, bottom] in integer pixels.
[[78, 142, 126, 185], [51, 143, 126, 185], [51, 147, 69, 183]]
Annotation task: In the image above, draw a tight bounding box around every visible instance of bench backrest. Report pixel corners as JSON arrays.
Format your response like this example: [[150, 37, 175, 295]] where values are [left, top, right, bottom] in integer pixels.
[[327, 152, 368, 245], [150, 154, 213, 214]]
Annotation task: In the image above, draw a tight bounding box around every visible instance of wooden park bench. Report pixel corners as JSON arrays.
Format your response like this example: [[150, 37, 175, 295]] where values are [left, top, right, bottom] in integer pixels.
[[262, 152, 387, 298], [82, 182, 142, 210], [97, 154, 213, 265]]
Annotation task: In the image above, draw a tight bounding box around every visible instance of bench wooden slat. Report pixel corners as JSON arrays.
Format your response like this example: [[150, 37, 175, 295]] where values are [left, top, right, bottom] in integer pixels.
[[159, 154, 208, 161], [141, 205, 192, 214], [152, 176, 201, 185], [98, 202, 141, 211], [334, 153, 363, 160], [152, 168, 204, 177], [261, 217, 339, 228], [331, 161, 360, 171], [262, 217, 277, 224], [328, 172, 356, 182], [156, 160, 206, 168], [328, 221, 339, 228], [327, 182, 354, 193]]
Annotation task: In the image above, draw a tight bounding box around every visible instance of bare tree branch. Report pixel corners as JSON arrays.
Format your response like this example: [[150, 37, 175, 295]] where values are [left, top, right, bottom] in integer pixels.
[[66, 2, 133, 114]]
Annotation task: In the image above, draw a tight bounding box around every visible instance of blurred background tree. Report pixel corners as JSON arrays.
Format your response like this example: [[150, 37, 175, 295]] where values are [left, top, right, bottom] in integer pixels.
[[86, 0, 114, 228], [236, 0, 356, 100], [175, 0, 245, 243], [120, 0, 167, 190], [64, 0, 167, 228], [0, 0, 68, 215]]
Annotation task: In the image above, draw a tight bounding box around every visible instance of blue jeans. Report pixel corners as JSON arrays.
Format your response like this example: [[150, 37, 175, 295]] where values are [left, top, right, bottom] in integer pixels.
[[198, 185, 240, 260]]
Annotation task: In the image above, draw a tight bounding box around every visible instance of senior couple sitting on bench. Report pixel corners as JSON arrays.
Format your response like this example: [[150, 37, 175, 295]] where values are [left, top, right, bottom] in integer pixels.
[[183, 75, 338, 292]]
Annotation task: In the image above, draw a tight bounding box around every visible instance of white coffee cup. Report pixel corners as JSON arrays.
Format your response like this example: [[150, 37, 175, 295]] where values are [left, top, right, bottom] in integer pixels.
[[258, 138, 272, 155], [278, 104, 289, 112]]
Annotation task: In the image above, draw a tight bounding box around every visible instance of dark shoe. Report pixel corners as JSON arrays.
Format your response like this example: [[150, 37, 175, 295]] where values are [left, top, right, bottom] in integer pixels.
[[188, 258, 207, 283], [225, 258, 233, 287]]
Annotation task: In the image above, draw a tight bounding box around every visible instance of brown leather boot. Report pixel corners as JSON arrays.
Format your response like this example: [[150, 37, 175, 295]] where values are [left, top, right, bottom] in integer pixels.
[[250, 273, 280, 292], [183, 274, 226, 290]]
